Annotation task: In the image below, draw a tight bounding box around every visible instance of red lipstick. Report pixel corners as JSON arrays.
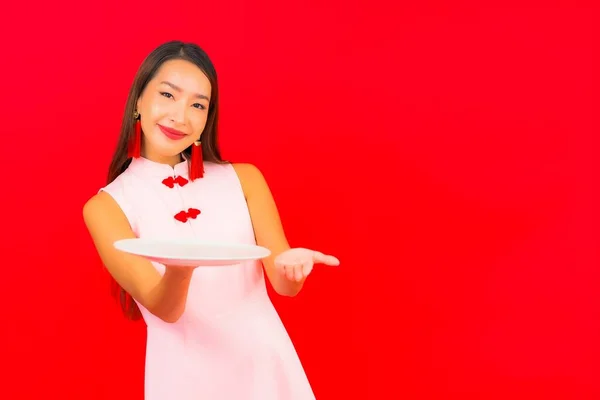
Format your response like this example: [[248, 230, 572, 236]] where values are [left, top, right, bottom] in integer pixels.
[[158, 124, 187, 140]]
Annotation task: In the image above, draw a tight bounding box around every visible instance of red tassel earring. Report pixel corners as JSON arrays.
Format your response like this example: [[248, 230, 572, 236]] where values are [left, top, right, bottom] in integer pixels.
[[128, 110, 142, 158], [189, 140, 204, 180]]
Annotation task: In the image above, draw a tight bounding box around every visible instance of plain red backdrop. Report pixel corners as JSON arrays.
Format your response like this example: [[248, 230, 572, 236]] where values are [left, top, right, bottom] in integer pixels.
[[0, 1, 597, 399]]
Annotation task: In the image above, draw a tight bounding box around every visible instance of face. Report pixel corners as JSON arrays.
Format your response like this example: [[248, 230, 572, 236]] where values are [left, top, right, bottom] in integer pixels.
[[136, 59, 212, 164]]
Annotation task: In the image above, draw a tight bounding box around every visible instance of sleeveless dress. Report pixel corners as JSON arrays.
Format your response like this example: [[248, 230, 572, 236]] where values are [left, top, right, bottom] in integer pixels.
[[100, 157, 315, 400]]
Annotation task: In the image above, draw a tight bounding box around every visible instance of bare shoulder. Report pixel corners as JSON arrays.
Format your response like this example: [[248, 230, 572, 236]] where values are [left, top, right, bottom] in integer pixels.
[[83, 191, 115, 218], [82, 191, 128, 228], [232, 163, 268, 199], [232, 163, 263, 181]]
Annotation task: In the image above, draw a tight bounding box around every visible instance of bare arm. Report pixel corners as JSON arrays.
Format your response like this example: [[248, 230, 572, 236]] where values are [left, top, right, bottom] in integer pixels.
[[83, 192, 193, 323], [233, 163, 307, 296]]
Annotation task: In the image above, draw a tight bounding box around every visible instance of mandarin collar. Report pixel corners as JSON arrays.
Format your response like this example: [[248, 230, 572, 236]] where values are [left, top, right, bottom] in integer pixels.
[[127, 156, 190, 179]]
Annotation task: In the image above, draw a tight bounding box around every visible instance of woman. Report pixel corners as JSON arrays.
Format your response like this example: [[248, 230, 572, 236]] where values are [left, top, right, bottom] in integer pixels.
[[83, 41, 339, 400]]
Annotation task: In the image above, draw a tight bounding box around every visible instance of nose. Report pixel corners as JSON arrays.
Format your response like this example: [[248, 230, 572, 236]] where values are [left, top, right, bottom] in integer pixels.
[[169, 102, 187, 125]]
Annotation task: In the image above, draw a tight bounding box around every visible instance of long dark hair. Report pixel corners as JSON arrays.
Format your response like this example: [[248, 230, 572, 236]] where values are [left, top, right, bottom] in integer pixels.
[[107, 41, 226, 320]]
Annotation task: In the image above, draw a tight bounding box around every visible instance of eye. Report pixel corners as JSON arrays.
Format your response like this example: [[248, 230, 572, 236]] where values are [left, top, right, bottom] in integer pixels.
[[160, 92, 174, 99], [192, 103, 207, 110]]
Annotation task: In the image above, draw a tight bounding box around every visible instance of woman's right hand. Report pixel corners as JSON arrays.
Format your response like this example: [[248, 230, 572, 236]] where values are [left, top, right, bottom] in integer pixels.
[[84, 191, 196, 323], [162, 264, 198, 278], [164, 264, 198, 271]]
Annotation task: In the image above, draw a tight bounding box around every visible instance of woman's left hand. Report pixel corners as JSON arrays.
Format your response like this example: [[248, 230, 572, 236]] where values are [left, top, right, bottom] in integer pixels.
[[274, 248, 340, 282]]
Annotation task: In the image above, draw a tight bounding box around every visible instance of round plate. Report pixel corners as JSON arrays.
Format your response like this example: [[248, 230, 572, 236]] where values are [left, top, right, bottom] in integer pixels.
[[113, 238, 271, 267]]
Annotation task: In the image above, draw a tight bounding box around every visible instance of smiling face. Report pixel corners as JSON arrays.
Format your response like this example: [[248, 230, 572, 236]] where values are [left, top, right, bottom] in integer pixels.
[[136, 59, 212, 165]]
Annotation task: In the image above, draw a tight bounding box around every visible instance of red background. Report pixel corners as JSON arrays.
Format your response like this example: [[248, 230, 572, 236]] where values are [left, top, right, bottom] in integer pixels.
[[0, 1, 597, 399]]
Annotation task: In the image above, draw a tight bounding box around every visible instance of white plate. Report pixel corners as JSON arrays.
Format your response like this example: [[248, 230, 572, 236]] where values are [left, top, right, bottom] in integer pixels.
[[114, 238, 271, 267]]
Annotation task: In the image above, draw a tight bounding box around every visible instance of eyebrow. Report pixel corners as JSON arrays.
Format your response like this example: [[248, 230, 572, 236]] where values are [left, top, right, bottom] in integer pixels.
[[160, 81, 210, 101]]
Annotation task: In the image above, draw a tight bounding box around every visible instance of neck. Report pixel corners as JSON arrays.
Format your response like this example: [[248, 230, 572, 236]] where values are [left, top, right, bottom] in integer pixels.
[[142, 149, 183, 167]]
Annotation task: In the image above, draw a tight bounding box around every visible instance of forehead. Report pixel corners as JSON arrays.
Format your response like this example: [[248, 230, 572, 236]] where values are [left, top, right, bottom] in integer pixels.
[[152, 59, 211, 94]]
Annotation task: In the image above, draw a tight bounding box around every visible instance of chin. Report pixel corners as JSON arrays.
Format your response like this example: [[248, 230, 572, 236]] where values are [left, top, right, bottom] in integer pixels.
[[148, 135, 192, 157]]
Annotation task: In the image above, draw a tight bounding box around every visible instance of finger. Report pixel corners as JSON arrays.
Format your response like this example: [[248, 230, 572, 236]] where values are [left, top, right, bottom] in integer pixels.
[[302, 261, 313, 278], [285, 265, 296, 281], [312, 251, 340, 266], [294, 265, 304, 282], [276, 259, 288, 274]]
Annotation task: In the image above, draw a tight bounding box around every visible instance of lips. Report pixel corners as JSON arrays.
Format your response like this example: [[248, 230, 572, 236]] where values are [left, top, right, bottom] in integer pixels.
[[158, 124, 187, 141]]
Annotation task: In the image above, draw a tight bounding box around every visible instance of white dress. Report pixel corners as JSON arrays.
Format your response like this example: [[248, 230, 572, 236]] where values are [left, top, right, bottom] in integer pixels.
[[100, 157, 315, 400]]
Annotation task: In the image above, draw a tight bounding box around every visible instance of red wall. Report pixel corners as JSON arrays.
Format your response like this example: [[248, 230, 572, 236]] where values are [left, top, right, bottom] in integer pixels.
[[0, 1, 597, 399]]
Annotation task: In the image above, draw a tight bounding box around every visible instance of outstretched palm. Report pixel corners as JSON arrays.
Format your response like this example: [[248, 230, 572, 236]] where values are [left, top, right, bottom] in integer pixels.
[[275, 248, 340, 282]]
